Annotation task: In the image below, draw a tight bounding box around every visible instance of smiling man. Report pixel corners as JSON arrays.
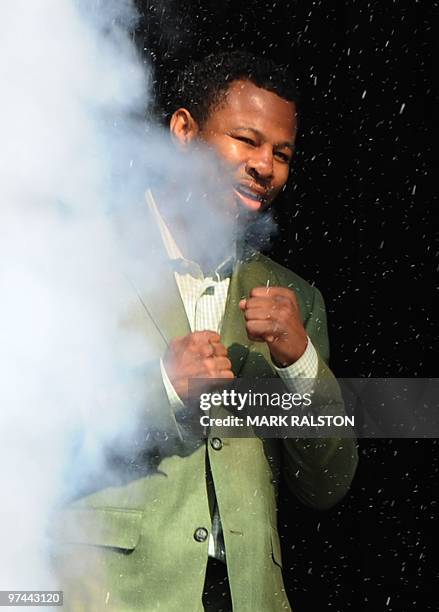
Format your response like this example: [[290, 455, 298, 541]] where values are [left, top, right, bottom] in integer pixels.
[[54, 51, 357, 612], [170, 77, 296, 212], [153, 51, 357, 610]]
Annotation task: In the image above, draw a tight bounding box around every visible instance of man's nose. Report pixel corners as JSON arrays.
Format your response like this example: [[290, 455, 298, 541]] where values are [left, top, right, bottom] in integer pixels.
[[246, 144, 274, 181]]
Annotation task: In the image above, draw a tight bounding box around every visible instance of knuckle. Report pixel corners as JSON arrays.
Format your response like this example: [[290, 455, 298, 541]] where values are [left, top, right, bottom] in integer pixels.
[[205, 359, 216, 374], [188, 334, 199, 347], [245, 320, 254, 332], [218, 357, 231, 370]]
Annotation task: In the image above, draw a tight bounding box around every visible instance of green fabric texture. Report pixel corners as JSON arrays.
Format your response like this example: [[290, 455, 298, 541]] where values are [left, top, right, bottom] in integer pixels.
[[52, 250, 358, 611]]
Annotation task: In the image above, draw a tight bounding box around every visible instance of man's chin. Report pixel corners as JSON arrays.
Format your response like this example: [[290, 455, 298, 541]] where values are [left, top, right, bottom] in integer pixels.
[[235, 201, 277, 251]]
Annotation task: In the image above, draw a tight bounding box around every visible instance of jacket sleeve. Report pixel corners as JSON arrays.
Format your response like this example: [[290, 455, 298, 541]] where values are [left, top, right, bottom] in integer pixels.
[[281, 287, 358, 510]]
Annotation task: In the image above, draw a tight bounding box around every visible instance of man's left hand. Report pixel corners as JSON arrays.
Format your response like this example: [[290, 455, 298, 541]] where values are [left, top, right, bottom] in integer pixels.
[[239, 286, 308, 367]]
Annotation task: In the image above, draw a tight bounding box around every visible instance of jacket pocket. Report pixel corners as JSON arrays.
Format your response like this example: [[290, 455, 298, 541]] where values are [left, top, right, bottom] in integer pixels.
[[270, 526, 283, 568], [53, 507, 143, 552]]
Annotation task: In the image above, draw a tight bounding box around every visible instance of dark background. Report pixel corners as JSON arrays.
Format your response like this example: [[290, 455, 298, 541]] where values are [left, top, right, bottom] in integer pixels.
[[133, 2, 438, 610]]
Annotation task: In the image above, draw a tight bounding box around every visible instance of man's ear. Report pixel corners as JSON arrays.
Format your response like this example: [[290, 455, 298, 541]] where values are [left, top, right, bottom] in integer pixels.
[[170, 108, 199, 149]]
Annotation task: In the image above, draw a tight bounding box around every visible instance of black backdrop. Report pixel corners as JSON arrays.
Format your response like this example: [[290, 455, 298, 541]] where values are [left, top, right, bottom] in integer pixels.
[[133, 2, 438, 610]]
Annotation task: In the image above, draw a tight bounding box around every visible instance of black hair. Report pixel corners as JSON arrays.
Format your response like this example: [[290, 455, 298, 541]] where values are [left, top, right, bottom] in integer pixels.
[[159, 50, 299, 127]]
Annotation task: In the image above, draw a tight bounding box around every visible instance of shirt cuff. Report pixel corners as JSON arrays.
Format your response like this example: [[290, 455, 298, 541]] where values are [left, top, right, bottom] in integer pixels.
[[273, 337, 319, 394], [160, 358, 185, 412]]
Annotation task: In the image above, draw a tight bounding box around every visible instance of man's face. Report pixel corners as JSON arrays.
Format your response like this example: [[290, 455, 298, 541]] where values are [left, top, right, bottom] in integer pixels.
[[197, 80, 297, 212]]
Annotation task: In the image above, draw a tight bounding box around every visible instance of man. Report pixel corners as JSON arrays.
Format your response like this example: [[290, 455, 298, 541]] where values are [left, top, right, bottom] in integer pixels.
[[54, 51, 357, 611]]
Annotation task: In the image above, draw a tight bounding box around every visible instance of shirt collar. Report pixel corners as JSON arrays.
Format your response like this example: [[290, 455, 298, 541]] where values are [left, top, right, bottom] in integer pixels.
[[145, 188, 236, 280]]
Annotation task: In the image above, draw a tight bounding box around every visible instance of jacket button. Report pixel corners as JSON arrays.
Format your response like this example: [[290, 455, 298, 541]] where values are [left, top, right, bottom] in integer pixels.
[[194, 527, 209, 543], [210, 437, 223, 451]]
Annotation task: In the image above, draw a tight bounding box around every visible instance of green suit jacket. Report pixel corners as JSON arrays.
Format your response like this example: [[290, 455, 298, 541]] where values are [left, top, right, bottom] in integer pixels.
[[52, 248, 358, 612]]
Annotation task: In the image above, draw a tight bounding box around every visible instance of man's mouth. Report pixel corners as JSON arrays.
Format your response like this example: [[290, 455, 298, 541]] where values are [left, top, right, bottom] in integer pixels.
[[233, 184, 267, 211]]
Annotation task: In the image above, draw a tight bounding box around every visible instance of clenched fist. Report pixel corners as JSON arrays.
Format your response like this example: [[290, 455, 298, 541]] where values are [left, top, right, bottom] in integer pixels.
[[239, 286, 308, 367], [163, 331, 234, 403]]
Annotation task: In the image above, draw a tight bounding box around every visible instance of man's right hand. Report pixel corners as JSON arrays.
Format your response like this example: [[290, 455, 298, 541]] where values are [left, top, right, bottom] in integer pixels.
[[163, 331, 234, 403]]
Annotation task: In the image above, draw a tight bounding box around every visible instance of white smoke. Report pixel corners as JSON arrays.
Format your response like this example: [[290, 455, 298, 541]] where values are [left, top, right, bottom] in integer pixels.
[[0, 0, 240, 594]]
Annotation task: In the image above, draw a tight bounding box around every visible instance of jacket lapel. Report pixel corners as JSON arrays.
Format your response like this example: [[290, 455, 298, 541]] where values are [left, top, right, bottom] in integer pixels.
[[220, 265, 250, 377], [221, 251, 277, 377], [130, 262, 190, 348], [126, 195, 190, 348]]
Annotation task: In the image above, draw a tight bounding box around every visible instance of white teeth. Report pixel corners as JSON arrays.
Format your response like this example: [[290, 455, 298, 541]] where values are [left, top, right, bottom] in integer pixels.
[[236, 186, 263, 201]]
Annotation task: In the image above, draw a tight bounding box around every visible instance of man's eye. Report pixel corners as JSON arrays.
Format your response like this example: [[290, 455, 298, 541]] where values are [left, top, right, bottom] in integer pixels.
[[235, 136, 256, 146], [275, 152, 291, 163]]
